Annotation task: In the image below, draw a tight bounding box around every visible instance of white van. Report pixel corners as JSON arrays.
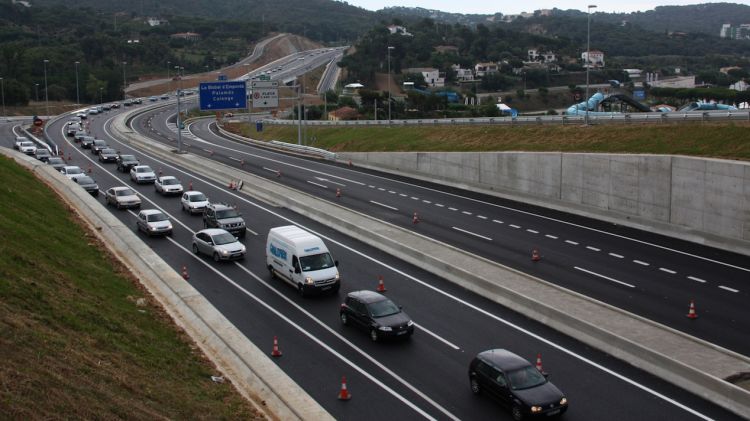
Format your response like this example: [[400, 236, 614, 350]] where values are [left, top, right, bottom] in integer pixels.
[[266, 226, 340, 296]]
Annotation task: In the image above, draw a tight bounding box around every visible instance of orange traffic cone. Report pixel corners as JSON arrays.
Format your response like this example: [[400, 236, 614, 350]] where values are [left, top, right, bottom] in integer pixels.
[[271, 336, 282, 357], [376, 275, 387, 292], [228, 180, 235, 190], [67, 153, 72, 161], [158, 168, 163, 176], [687, 300, 698, 319], [276, 170, 282, 178], [412, 211, 419, 224], [535, 353, 543, 372], [337, 376, 351, 400], [348, 160, 352, 167], [87, 165, 92, 174], [240, 159, 245, 167], [336, 188, 341, 199], [531, 249, 541, 262], [181, 265, 189, 280]]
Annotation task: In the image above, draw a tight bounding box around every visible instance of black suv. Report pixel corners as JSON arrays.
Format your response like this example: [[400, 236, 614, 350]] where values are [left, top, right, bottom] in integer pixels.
[[202, 203, 246, 238], [116, 154, 140, 172], [469, 349, 568, 420], [339, 290, 413, 341]]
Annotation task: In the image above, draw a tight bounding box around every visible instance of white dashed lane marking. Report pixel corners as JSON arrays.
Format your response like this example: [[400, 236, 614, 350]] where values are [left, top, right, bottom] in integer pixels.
[[307, 181, 328, 189], [493, 219, 504, 224], [687, 276, 707, 283], [586, 246, 601, 252], [369, 200, 399, 211], [435, 203, 445, 207], [719, 285, 739, 293], [452, 227, 493, 241], [448, 207, 458, 211], [526, 229, 539, 234], [633, 260, 650, 266], [574, 266, 636, 288], [609, 253, 624, 259], [462, 211, 472, 215], [509, 224, 521, 229], [659, 268, 677, 274], [545, 235, 558, 239], [566, 240, 579, 245], [477, 215, 487, 220]]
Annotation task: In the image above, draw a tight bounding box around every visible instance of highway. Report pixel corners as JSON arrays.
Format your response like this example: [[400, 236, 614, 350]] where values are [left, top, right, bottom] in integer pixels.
[[138, 101, 750, 358], [5, 98, 737, 420]]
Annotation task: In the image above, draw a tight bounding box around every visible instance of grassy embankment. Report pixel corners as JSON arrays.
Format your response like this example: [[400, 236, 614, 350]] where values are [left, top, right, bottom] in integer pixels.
[[0, 156, 261, 419], [230, 122, 750, 162]]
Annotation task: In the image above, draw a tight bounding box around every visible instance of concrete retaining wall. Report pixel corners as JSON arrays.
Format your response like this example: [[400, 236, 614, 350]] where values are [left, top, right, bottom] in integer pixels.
[[337, 151, 750, 255]]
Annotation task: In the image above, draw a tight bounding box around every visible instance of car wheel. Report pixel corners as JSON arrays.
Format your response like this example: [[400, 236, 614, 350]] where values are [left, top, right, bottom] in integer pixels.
[[213, 252, 220, 262], [116, 202, 121, 210], [297, 284, 306, 298], [470, 377, 481, 395], [512, 405, 524, 421], [370, 329, 379, 342], [192, 243, 199, 254], [340, 312, 348, 325], [239, 230, 246, 239]]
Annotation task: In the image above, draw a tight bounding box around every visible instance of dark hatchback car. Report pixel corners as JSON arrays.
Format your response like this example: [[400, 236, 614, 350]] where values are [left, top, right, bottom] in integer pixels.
[[98, 148, 118, 163], [80, 136, 95, 149], [116, 154, 140, 172], [91, 139, 108, 154], [47, 157, 67, 172], [339, 290, 414, 342], [74, 175, 100, 197], [469, 349, 568, 420]]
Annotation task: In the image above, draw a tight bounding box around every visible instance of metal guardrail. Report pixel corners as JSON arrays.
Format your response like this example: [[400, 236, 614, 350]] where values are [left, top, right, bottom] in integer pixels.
[[216, 123, 337, 160], [263, 110, 750, 127]]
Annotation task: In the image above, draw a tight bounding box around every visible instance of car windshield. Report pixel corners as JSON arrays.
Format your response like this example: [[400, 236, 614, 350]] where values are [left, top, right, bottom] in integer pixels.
[[211, 232, 237, 245], [94, 140, 106, 145], [147, 213, 168, 222], [136, 167, 152, 173], [189, 194, 207, 202], [36, 149, 50, 155], [116, 189, 136, 196], [507, 366, 547, 391], [67, 168, 83, 174], [20, 142, 34, 147], [367, 298, 401, 318], [102, 149, 116, 154], [163, 178, 179, 185], [48, 158, 63, 165], [299, 252, 334, 272], [77, 176, 94, 184], [120, 155, 135, 161], [216, 209, 240, 219]]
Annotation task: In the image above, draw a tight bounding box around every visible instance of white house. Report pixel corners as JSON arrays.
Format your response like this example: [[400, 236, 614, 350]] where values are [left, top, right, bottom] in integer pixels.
[[528, 49, 556, 62], [403, 67, 445, 88], [581, 50, 605, 68], [474, 62, 499, 78], [451, 64, 474, 81], [387, 25, 412, 36], [730, 80, 749, 92]]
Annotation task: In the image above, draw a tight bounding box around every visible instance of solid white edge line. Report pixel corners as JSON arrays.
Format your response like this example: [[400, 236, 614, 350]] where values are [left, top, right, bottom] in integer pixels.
[[412, 323, 460, 350], [687, 276, 707, 283], [369, 200, 399, 211], [574, 266, 636, 289], [111, 113, 718, 421], [452, 226, 493, 241], [719, 285, 739, 293]]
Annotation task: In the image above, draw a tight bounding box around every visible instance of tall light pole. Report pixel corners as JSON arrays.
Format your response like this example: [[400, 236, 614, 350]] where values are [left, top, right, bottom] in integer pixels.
[[99, 87, 103, 104], [167, 61, 171, 92], [121, 61, 127, 101], [387, 46, 394, 123], [34, 83, 39, 115], [43, 59, 49, 118], [0, 77, 5, 118], [585, 4, 596, 125], [75, 61, 80, 105]]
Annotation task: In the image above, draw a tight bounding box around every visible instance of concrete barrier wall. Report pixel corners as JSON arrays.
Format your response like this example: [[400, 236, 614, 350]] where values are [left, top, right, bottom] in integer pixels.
[[339, 151, 750, 255]]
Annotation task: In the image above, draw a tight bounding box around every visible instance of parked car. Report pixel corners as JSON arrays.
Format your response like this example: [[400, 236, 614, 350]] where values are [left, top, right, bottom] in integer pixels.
[[116, 154, 140, 172], [469, 349, 568, 420], [34, 148, 51, 162], [74, 175, 100, 196], [60, 165, 85, 181], [130, 165, 156, 184], [105, 186, 141, 209], [17, 141, 37, 155], [339, 290, 413, 341], [136, 209, 173, 236], [180, 191, 209, 214], [80, 136, 95, 149], [91, 139, 108, 154], [191, 228, 246, 262], [154, 175, 183, 195], [47, 157, 66, 172], [203, 203, 245, 237], [98, 148, 118, 163]]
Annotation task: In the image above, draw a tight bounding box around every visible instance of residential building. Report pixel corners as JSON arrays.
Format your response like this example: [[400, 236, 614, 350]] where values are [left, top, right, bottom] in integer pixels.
[[402, 67, 445, 88], [328, 106, 358, 121], [649, 75, 696, 89], [527, 49, 556, 62], [581, 50, 605, 68], [170, 32, 201, 41], [720, 23, 750, 39], [451, 64, 474, 81], [387, 25, 413, 36], [730, 80, 749, 92], [474, 62, 499, 78], [147, 17, 168, 27]]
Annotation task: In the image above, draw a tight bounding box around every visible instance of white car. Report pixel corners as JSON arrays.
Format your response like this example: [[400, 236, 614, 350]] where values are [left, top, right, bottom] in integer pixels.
[[18, 141, 37, 155], [136, 209, 173, 236], [130, 165, 156, 184], [60, 165, 85, 180], [192, 228, 246, 261], [181, 191, 209, 214], [14, 136, 29, 149], [154, 176, 183, 195], [105, 186, 141, 209]]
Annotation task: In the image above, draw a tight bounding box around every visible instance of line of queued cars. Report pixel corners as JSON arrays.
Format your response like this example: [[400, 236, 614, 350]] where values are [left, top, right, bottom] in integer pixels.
[[48, 116, 571, 418]]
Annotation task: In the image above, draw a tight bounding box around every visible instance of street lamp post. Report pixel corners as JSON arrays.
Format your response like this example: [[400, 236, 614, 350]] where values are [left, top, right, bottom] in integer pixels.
[[387, 46, 394, 123], [0, 77, 5, 118], [585, 4, 596, 125], [34, 83, 39, 115], [75, 61, 80, 105], [43, 59, 49, 118], [121, 61, 127, 101], [99, 87, 103, 104]]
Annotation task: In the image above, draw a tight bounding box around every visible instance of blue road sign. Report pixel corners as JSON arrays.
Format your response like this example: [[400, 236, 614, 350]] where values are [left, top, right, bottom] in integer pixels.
[[217, 74, 227, 81], [633, 90, 646, 100], [199, 81, 247, 111]]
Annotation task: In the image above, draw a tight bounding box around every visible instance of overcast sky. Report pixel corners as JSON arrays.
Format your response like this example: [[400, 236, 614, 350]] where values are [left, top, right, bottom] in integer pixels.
[[347, 0, 749, 15]]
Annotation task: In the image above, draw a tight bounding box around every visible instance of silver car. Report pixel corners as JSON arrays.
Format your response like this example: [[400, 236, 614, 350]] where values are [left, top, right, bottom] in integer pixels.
[[154, 176, 183, 195], [181, 191, 209, 214], [60, 165, 85, 181], [105, 186, 141, 209], [130, 165, 156, 184], [191, 228, 245, 261], [18, 141, 37, 155], [136, 209, 173, 236]]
